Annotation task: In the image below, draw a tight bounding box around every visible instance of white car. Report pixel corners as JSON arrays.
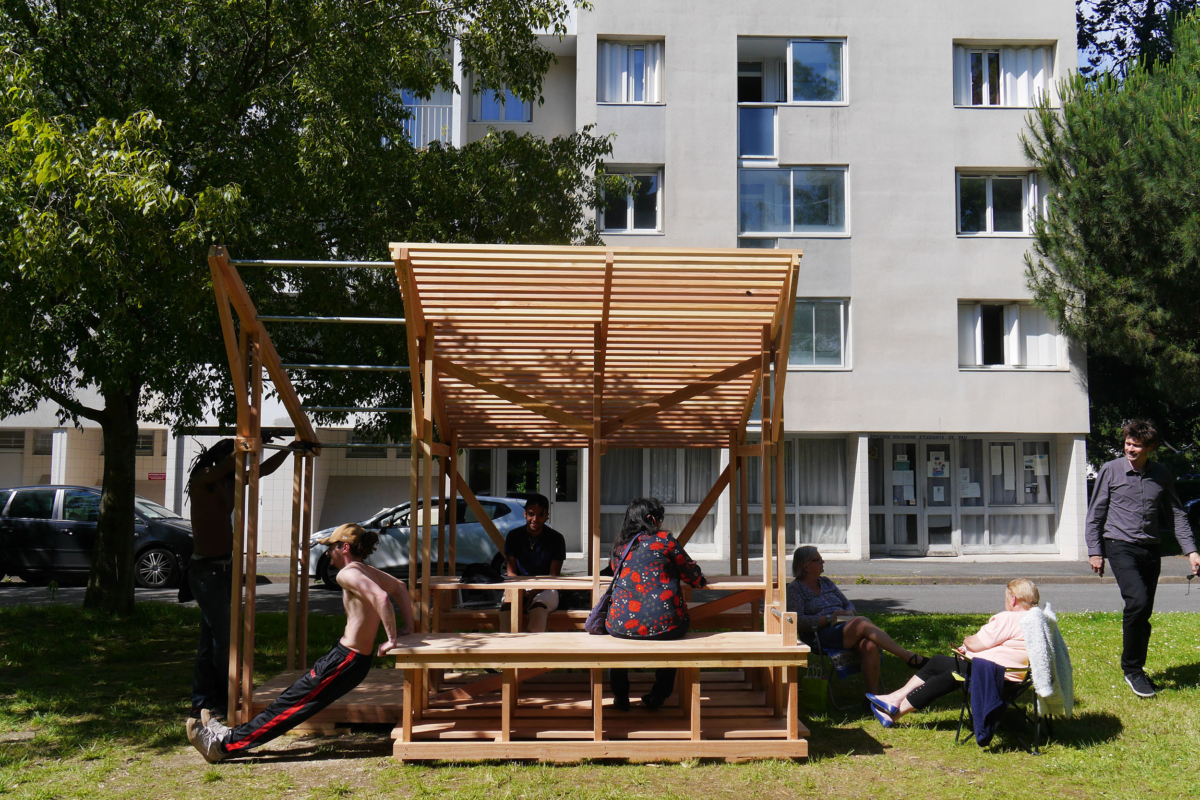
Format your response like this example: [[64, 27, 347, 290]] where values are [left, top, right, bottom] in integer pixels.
[[308, 495, 525, 588]]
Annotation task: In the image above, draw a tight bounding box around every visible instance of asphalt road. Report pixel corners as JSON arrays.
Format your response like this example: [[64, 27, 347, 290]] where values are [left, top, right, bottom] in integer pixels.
[[4, 577, 1199, 614]]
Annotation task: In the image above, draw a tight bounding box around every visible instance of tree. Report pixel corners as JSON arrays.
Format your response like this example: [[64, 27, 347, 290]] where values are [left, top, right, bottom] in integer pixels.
[[1025, 12, 1200, 469], [0, 1, 618, 614], [1078, 1, 1200, 76]]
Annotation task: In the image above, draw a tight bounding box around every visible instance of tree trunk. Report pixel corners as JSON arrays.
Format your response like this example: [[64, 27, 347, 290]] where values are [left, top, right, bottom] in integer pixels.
[[83, 385, 142, 615]]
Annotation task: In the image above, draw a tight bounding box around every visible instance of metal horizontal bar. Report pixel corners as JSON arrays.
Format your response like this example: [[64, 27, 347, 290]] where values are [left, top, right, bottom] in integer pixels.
[[301, 406, 411, 414], [230, 259, 393, 268], [312, 442, 411, 449], [282, 363, 408, 372], [256, 315, 406, 325]]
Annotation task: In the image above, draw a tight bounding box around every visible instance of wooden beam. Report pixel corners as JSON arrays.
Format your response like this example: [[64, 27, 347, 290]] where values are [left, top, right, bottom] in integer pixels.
[[454, 472, 507, 551], [209, 248, 318, 444], [286, 454, 303, 671], [419, 440, 452, 458], [394, 249, 425, 441], [226, 327, 250, 723], [448, 433, 459, 575], [675, 464, 731, 548], [208, 259, 247, 424], [759, 326, 773, 617], [435, 356, 593, 437], [728, 430, 739, 576], [600, 355, 760, 438], [428, 668, 554, 703], [299, 453, 313, 668], [240, 332, 263, 724], [770, 255, 799, 442], [591, 668, 604, 742], [421, 323, 435, 633]]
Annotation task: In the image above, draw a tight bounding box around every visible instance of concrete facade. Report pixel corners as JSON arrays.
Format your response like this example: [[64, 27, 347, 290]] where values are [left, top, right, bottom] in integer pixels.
[[1, 1, 1089, 561]]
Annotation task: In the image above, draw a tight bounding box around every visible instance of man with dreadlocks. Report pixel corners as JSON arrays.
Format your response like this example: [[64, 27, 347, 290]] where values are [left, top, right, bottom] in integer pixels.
[[186, 437, 309, 720]]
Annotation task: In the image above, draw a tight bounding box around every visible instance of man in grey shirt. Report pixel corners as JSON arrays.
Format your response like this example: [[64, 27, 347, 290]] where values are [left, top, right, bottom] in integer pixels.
[[1085, 419, 1200, 698]]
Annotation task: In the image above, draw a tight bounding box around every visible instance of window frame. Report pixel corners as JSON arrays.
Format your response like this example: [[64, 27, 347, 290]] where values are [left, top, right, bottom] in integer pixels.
[[967, 49, 1002, 107], [470, 80, 532, 123], [788, 299, 850, 370], [958, 301, 1065, 371], [597, 40, 664, 105], [956, 171, 1039, 237], [787, 38, 848, 106], [600, 170, 663, 234], [738, 165, 849, 238]]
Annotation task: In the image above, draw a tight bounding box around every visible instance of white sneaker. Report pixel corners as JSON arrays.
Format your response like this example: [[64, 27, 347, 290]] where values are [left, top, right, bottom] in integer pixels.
[[186, 717, 228, 763], [200, 708, 231, 739]]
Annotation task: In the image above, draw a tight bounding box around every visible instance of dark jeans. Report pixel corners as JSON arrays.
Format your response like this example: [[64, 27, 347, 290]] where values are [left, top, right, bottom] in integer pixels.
[[609, 619, 689, 702], [1106, 538, 1161, 676], [906, 654, 969, 710], [222, 643, 372, 755], [190, 560, 232, 712]]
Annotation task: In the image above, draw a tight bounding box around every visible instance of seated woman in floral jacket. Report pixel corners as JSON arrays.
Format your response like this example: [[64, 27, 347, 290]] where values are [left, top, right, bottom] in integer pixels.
[[605, 497, 707, 711]]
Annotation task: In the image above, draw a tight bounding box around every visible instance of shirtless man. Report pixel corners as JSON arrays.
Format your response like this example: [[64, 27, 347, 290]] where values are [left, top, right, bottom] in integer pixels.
[[186, 437, 303, 718], [185, 523, 413, 762]]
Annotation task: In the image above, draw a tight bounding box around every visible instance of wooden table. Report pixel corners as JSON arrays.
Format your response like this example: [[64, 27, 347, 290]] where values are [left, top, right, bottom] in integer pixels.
[[425, 574, 768, 632], [387, 621, 808, 762]]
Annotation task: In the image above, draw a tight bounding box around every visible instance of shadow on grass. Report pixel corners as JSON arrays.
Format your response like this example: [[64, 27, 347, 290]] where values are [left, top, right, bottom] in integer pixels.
[[1150, 661, 1200, 690]]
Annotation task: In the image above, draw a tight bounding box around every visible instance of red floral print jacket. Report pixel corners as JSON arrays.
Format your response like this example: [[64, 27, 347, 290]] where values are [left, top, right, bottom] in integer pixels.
[[605, 530, 707, 637]]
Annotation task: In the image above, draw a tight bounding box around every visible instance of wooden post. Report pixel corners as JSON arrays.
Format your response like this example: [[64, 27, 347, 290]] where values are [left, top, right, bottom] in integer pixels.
[[760, 326, 774, 619], [299, 453, 313, 668], [399, 669, 414, 743], [448, 433, 459, 575], [728, 430, 739, 576], [421, 322, 436, 633], [286, 453, 303, 671], [240, 332, 263, 724], [226, 328, 250, 723], [689, 668, 702, 741], [592, 668, 604, 742], [439, 447, 449, 576], [740, 446, 750, 577], [500, 669, 514, 743], [776, 438, 788, 605]]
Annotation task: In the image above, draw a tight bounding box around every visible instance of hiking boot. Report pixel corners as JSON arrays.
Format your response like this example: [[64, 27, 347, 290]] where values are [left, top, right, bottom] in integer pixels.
[[186, 717, 228, 762], [1124, 672, 1156, 698], [201, 708, 231, 739]]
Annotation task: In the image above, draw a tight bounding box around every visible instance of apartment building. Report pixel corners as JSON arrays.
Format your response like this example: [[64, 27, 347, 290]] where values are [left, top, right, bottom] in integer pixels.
[[1, 1, 1088, 561]]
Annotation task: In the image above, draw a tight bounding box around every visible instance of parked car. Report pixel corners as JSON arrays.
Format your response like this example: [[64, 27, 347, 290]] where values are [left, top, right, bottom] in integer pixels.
[[309, 496, 524, 588], [0, 485, 193, 588]]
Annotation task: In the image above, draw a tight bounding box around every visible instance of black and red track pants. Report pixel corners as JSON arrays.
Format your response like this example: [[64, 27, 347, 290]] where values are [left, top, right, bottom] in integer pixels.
[[221, 642, 372, 756]]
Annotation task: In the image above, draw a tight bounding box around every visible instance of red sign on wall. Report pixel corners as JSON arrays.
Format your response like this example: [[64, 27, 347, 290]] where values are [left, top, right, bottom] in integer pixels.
[[148, 473, 167, 481]]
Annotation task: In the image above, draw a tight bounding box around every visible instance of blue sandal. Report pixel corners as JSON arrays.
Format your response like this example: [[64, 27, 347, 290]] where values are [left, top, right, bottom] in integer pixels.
[[866, 693, 900, 717]]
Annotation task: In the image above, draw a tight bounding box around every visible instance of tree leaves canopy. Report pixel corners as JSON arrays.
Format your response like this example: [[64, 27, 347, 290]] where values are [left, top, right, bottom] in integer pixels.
[[1078, 0, 1200, 76]]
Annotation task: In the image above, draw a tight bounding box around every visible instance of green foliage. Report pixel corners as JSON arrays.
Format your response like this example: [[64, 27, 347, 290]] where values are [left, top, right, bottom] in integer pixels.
[[1078, 1, 1200, 77], [1025, 12, 1200, 466]]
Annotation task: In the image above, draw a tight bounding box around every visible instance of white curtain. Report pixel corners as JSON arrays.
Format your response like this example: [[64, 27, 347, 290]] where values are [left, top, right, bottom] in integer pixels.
[[990, 514, 1054, 546], [601, 448, 642, 505], [665, 512, 714, 545], [958, 303, 979, 367], [683, 449, 715, 503], [597, 41, 661, 102], [953, 45, 1054, 106], [1020, 303, 1059, 367], [797, 514, 847, 545], [795, 439, 846, 506], [649, 449, 677, 503]]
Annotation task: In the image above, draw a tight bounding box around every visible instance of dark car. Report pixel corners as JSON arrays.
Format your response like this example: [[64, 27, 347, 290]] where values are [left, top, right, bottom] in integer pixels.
[[0, 485, 193, 588]]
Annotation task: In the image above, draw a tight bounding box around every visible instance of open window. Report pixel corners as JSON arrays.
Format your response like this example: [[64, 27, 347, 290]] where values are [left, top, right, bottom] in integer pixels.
[[953, 44, 1055, 107], [958, 302, 1061, 369], [601, 172, 662, 233], [736, 38, 846, 104]]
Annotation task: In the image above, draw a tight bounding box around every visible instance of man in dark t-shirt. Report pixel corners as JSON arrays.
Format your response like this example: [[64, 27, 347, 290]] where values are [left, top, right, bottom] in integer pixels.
[[504, 493, 566, 631]]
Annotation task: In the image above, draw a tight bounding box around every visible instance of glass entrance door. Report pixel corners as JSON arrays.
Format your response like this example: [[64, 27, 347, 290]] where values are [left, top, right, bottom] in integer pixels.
[[921, 441, 956, 553], [887, 442, 921, 554]]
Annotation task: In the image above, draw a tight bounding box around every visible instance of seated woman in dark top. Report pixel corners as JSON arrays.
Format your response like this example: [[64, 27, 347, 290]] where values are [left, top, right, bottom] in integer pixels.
[[786, 545, 926, 695], [606, 497, 707, 711]]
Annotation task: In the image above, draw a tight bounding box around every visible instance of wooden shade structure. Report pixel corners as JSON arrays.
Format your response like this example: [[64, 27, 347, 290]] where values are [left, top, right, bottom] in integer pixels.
[[207, 242, 801, 727]]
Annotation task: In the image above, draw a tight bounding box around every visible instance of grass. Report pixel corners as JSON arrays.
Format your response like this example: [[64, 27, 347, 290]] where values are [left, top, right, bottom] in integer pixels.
[[0, 603, 1198, 799]]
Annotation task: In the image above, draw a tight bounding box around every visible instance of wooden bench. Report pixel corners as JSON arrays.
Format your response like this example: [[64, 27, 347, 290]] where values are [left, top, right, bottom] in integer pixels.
[[387, 606, 808, 762]]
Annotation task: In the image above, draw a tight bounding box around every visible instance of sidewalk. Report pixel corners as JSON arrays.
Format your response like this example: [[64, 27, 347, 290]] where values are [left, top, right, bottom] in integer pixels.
[[254, 554, 1199, 585]]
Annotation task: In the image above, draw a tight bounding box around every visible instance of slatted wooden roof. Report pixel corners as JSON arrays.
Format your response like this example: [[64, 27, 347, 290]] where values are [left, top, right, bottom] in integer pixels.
[[392, 244, 800, 449]]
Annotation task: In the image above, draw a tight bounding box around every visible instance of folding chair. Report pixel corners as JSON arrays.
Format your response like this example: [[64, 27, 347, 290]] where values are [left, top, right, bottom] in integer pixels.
[[953, 663, 1050, 754], [806, 632, 884, 711]]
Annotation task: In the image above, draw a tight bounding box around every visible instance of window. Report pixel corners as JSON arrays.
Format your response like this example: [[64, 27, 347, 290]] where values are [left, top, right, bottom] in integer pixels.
[[954, 45, 1054, 107], [958, 302, 1061, 368], [467, 449, 492, 496], [63, 490, 100, 523], [135, 432, 157, 457], [736, 38, 845, 104], [790, 300, 847, 368], [598, 41, 663, 104], [7, 489, 55, 520], [602, 172, 661, 233], [738, 106, 775, 158], [0, 431, 23, 451], [957, 172, 1039, 235], [471, 83, 531, 122], [739, 167, 847, 235], [33, 431, 53, 456], [599, 448, 718, 547], [345, 433, 388, 459], [790, 39, 844, 103]]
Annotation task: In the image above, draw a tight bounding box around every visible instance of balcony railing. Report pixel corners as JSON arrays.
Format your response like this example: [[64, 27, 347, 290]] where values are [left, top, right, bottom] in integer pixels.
[[403, 104, 453, 147]]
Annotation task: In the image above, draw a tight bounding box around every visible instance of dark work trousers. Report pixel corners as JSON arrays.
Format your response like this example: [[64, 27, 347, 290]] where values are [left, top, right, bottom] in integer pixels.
[[609, 619, 690, 702], [190, 559, 232, 713], [1105, 538, 1162, 676], [222, 643, 372, 756]]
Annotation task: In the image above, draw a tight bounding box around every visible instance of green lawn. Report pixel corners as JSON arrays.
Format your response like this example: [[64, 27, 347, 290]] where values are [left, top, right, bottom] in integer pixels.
[[0, 603, 1198, 799]]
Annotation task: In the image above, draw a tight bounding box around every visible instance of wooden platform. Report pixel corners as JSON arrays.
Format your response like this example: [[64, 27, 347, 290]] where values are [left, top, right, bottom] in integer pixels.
[[251, 669, 406, 724]]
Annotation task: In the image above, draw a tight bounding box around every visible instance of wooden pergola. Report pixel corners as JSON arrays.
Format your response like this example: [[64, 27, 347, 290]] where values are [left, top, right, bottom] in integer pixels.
[[207, 242, 800, 728]]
